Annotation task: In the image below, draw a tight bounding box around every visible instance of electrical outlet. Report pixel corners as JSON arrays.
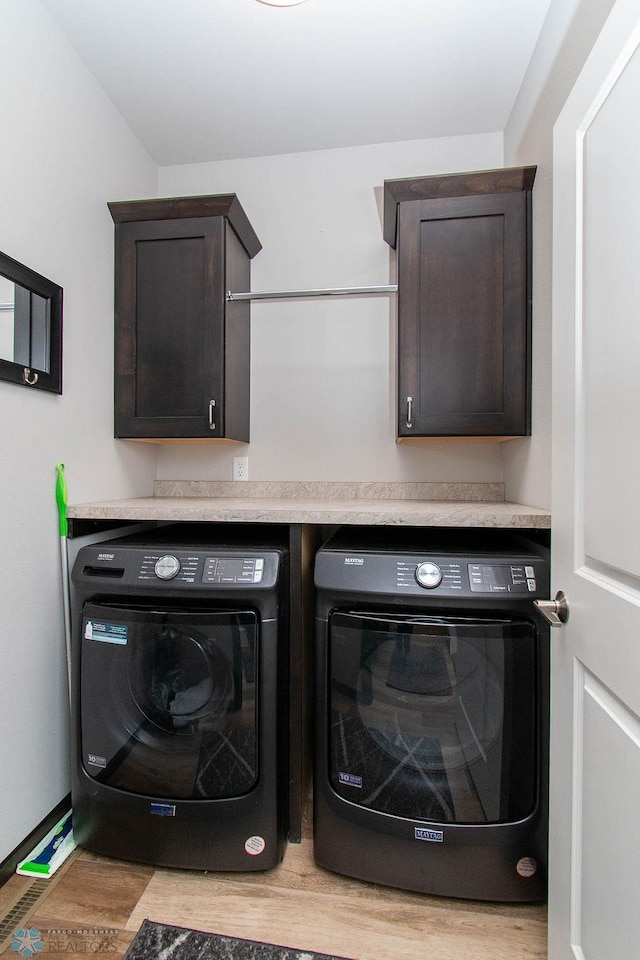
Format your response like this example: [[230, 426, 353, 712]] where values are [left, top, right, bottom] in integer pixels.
[[233, 456, 249, 481]]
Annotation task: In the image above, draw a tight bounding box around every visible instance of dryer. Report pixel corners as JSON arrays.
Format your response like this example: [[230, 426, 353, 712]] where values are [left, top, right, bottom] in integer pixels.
[[314, 526, 550, 902], [70, 523, 289, 872]]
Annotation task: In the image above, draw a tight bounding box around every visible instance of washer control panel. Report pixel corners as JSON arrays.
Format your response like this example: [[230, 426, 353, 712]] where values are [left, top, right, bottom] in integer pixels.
[[135, 553, 267, 584], [414, 561, 443, 589], [73, 537, 283, 592], [202, 557, 265, 584], [154, 555, 181, 580], [138, 552, 201, 583], [131, 553, 269, 584]]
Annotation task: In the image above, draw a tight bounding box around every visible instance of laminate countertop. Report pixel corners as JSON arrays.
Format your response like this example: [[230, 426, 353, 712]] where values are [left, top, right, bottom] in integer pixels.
[[68, 481, 551, 528]]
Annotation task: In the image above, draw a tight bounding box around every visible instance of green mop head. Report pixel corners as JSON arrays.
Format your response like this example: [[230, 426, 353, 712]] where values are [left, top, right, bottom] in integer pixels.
[[16, 810, 76, 878]]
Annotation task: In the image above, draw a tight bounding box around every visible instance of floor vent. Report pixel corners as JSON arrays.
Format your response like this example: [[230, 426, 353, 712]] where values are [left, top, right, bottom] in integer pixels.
[[0, 848, 79, 953], [0, 880, 50, 950]]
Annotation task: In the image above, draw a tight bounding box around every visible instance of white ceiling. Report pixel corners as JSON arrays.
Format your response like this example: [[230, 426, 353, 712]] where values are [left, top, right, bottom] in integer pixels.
[[38, 0, 553, 166]]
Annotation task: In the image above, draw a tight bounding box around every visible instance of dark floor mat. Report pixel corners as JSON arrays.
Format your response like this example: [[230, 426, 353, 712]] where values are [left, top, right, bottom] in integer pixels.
[[123, 919, 351, 960]]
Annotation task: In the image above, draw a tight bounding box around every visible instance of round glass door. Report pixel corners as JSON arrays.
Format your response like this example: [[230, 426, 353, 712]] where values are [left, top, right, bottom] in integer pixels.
[[128, 624, 236, 732], [80, 602, 259, 800]]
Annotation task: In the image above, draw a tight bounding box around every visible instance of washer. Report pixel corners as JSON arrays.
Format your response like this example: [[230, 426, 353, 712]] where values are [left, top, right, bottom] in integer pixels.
[[70, 523, 289, 871], [314, 526, 550, 902]]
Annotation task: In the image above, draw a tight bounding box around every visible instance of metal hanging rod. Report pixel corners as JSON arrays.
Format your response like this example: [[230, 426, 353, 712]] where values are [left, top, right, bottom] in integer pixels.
[[227, 284, 397, 302], [0, 303, 14, 311]]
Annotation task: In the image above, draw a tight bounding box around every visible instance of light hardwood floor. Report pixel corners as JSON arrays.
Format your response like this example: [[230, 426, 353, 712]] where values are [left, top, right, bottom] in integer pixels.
[[0, 805, 547, 960]]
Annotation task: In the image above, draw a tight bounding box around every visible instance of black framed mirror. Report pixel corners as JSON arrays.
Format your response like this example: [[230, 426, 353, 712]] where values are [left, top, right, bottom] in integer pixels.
[[0, 250, 62, 394]]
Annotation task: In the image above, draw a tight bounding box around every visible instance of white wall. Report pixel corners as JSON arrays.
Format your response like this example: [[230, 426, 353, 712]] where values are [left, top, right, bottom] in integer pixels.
[[0, 0, 157, 862], [158, 135, 511, 484], [503, 0, 616, 507]]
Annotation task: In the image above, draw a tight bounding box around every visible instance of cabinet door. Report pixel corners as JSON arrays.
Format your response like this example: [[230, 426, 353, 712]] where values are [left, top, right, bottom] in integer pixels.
[[114, 216, 226, 439], [397, 192, 530, 439]]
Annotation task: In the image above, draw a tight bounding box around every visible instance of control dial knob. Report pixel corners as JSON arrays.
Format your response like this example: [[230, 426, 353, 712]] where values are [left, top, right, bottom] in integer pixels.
[[415, 561, 443, 589], [155, 555, 181, 580]]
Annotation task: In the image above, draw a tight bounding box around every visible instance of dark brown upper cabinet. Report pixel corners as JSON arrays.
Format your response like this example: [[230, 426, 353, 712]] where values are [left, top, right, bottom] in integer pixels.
[[109, 194, 261, 442], [384, 166, 536, 441]]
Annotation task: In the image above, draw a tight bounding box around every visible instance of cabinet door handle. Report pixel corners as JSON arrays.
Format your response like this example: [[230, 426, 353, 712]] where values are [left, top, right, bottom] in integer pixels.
[[208, 399, 217, 431], [406, 396, 414, 429]]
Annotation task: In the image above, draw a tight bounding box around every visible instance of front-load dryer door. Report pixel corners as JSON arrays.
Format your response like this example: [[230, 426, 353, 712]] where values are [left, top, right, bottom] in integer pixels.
[[327, 611, 538, 825], [79, 602, 258, 800]]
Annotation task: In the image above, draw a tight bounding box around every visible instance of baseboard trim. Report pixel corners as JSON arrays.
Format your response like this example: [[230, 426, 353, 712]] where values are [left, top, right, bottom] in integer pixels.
[[0, 795, 72, 888]]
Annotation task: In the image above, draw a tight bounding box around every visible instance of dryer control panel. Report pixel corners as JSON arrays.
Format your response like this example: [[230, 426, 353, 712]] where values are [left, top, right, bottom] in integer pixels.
[[396, 559, 463, 591], [468, 562, 539, 594], [315, 538, 549, 600]]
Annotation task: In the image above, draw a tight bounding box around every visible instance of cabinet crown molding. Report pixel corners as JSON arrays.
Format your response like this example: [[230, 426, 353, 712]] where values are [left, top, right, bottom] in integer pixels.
[[383, 165, 537, 248], [108, 193, 262, 259]]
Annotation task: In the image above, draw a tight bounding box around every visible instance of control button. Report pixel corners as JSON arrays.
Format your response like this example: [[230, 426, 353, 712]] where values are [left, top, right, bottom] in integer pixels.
[[527, 578, 537, 591], [525, 566, 535, 578], [415, 561, 443, 589], [154, 555, 181, 580]]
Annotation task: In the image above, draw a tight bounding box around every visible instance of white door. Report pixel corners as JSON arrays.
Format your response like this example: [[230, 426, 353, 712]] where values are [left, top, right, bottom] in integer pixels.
[[550, 1, 640, 957]]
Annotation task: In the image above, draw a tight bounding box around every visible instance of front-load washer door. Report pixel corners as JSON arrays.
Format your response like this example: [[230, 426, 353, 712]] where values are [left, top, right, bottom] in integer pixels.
[[327, 611, 538, 825], [79, 602, 258, 800]]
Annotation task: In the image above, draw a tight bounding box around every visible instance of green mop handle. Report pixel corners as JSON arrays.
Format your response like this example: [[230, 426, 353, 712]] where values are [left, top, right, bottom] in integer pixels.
[[56, 462, 68, 537], [55, 462, 72, 701]]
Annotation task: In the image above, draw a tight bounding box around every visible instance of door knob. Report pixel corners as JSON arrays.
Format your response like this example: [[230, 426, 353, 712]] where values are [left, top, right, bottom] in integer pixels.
[[534, 590, 569, 627]]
